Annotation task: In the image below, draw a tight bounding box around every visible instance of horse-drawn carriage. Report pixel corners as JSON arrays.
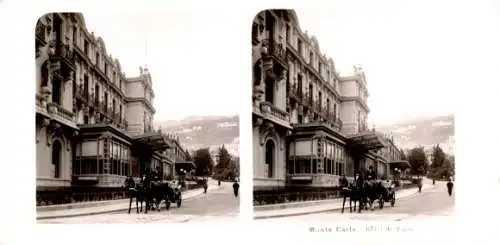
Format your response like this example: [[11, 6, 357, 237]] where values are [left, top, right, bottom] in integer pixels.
[[341, 178, 397, 213], [377, 180, 396, 209], [164, 181, 182, 209], [126, 179, 182, 214]]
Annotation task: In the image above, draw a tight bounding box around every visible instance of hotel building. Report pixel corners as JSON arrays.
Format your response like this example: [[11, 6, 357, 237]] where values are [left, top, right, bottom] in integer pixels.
[[252, 10, 407, 197], [35, 13, 192, 205]]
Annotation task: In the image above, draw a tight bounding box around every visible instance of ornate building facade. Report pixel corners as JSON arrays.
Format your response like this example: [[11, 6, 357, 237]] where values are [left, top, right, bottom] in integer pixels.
[[252, 10, 407, 195], [35, 13, 192, 205]]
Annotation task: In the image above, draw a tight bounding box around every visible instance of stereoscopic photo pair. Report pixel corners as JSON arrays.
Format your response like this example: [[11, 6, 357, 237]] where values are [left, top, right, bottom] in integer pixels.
[[35, 9, 454, 224]]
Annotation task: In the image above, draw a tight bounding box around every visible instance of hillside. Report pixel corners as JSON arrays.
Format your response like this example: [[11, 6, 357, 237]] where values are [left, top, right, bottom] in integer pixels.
[[155, 115, 239, 156], [376, 114, 455, 154]]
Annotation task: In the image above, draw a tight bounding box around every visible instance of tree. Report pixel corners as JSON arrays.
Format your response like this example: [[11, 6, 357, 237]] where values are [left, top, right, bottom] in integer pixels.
[[213, 145, 239, 180], [430, 144, 446, 179], [407, 147, 429, 176], [193, 148, 214, 176], [429, 144, 455, 180]]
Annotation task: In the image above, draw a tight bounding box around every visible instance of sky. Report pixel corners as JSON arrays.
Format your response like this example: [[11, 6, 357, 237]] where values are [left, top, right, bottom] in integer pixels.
[[294, 2, 465, 127], [81, 1, 496, 125], [82, 11, 242, 122]]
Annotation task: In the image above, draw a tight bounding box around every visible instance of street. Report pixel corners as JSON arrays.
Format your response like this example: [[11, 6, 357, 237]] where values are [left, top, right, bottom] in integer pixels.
[[38, 182, 239, 224], [258, 182, 454, 222]]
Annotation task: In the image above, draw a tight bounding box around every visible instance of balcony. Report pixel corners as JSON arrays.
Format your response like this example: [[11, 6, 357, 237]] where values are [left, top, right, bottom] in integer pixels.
[[288, 84, 302, 102], [313, 100, 322, 114], [75, 84, 89, 102], [302, 91, 313, 108], [262, 38, 287, 67], [36, 95, 78, 129], [256, 101, 291, 129], [49, 43, 75, 71]]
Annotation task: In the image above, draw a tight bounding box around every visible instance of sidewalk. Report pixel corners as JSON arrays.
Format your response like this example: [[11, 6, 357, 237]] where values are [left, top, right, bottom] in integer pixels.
[[254, 183, 435, 219], [37, 184, 221, 220]]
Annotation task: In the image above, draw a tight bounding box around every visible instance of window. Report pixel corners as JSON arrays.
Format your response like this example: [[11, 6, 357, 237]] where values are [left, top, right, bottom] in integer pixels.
[[297, 74, 303, 93], [309, 51, 314, 64], [252, 23, 259, 43], [96, 53, 100, 67], [333, 104, 337, 120], [297, 39, 302, 55], [104, 63, 108, 76], [286, 25, 290, 42], [51, 140, 62, 178], [84, 40, 89, 55], [52, 77, 61, 104], [73, 26, 77, 45], [84, 75, 89, 93]]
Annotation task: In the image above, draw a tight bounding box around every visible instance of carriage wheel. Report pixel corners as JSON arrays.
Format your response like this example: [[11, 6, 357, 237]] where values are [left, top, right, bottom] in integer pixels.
[[177, 198, 182, 208], [390, 194, 395, 207]]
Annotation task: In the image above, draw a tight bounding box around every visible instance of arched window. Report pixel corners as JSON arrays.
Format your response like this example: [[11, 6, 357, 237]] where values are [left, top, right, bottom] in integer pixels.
[[265, 140, 275, 178], [52, 140, 62, 178]]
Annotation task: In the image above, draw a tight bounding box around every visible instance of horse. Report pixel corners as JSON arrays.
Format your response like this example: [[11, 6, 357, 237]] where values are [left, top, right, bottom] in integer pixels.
[[126, 179, 147, 214], [341, 182, 362, 213]]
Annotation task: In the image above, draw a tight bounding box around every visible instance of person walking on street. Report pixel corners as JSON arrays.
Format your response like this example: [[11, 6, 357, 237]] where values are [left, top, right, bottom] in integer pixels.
[[446, 179, 454, 196], [203, 179, 208, 194], [232, 181, 239, 197]]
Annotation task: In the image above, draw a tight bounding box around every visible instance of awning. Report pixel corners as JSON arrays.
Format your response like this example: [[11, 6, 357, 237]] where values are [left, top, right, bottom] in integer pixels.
[[174, 161, 197, 171], [132, 131, 174, 151], [389, 160, 411, 170], [347, 131, 386, 151]]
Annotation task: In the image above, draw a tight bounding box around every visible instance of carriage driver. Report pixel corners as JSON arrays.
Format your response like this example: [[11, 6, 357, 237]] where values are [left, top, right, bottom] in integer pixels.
[[367, 166, 376, 181]]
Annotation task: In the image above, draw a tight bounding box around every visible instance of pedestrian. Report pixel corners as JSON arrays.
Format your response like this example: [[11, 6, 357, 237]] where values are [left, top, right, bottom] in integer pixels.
[[232, 181, 239, 197], [446, 179, 453, 196], [218, 179, 221, 186], [203, 179, 208, 194]]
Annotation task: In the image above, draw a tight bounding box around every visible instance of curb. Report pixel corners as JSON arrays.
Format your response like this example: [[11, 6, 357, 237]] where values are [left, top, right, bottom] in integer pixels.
[[254, 185, 423, 212], [37, 186, 222, 220], [253, 185, 436, 220]]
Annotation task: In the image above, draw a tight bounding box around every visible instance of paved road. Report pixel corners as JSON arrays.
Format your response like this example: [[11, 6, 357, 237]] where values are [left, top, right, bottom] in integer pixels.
[[39, 182, 239, 224], [261, 182, 454, 222]]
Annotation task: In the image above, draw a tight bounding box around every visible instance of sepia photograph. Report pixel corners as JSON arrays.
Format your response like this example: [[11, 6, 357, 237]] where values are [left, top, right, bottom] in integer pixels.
[[252, 8, 455, 221], [35, 12, 240, 224]]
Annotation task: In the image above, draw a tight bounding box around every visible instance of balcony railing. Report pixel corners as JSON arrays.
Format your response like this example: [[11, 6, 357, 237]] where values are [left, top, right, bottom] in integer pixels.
[[262, 38, 287, 65], [75, 84, 89, 101], [55, 43, 74, 66], [260, 101, 289, 122], [289, 84, 303, 101], [313, 100, 322, 113], [302, 92, 313, 107]]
